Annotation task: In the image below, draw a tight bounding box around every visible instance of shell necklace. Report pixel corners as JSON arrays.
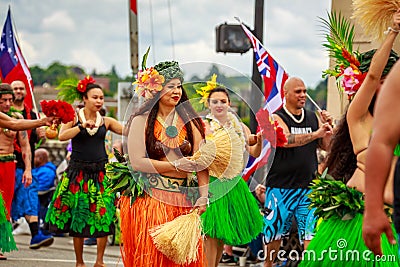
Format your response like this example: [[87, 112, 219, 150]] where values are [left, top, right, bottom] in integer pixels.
[[79, 108, 102, 136], [283, 105, 304, 124]]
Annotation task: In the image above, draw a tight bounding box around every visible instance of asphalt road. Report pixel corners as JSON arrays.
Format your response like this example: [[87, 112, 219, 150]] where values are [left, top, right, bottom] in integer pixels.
[[4, 234, 264, 266], [3, 234, 122, 267]]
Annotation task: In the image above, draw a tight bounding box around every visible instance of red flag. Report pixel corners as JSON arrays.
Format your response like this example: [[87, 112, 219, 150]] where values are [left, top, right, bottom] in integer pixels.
[[0, 7, 34, 109]]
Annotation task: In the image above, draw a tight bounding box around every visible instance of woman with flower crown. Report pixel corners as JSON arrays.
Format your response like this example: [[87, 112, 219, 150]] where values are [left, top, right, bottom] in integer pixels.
[[121, 58, 209, 267], [299, 10, 400, 267], [45, 76, 123, 267], [197, 83, 264, 267]]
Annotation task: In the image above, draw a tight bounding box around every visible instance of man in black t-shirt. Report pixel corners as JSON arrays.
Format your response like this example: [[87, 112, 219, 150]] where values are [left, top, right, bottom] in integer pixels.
[[255, 77, 333, 267]]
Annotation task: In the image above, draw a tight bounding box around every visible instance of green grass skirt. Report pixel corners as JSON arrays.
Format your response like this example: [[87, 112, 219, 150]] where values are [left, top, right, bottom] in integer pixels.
[[201, 175, 263, 245], [299, 213, 399, 266], [0, 193, 17, 253]]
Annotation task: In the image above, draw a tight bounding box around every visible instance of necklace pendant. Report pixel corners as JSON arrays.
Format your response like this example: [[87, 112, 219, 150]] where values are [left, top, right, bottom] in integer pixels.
[[165, 125, 178, 138]]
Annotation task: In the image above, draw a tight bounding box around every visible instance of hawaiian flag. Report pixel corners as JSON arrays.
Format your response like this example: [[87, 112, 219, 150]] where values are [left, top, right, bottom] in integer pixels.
[[0, 8, 34, 109], [240, 23, 288, 181]]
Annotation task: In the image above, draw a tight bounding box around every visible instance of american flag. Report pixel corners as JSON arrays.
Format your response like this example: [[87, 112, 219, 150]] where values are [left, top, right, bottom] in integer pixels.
[[240, 23, 288, 181], [0, 8, 34, 109]]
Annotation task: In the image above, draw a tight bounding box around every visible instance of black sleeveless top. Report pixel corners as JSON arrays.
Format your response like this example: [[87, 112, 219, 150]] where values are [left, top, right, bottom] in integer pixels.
[[265, 108, 319, 189], [71, 123, 107, 162]]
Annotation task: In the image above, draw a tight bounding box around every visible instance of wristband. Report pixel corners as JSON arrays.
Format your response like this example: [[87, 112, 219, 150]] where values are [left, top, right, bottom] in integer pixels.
[[78, 123, 84, 131], [384, 27, 400, 35]]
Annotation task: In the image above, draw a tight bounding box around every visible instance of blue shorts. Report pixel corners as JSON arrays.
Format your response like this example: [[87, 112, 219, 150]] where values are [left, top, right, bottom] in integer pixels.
[[263, 187, 316, 244], [11, 168, 39, 220]]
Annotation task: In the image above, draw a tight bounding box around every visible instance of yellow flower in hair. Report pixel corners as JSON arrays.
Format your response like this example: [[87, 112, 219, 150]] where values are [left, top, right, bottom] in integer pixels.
[[196, 74, 218, 105]]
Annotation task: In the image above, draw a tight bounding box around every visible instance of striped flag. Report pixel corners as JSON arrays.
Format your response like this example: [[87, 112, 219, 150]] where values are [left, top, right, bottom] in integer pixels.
[[240, 23, 288, 181]]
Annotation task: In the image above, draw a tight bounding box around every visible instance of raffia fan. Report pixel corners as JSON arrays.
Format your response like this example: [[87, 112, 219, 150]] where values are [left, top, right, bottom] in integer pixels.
[[191, 126, 244, 179], [352, 0, 400, 40], [149, 210, 202, 265]]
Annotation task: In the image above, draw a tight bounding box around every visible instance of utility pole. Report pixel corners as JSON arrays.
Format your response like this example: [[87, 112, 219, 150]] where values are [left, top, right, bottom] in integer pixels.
[[250, 0, 264, 133], [129, 0, 138, 74]]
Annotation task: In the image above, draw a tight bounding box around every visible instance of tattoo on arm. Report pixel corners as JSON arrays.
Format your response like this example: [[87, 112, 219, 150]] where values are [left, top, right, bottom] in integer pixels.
[[286, 133, 314, 146], [21, 130, 27, 139]]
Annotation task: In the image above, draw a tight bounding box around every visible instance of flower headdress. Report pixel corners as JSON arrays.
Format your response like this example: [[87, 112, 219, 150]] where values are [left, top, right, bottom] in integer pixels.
[[321, 11, 399, 100], [320, 11, 365, 100], [194, 74, 226, 107], [133, 47, 165, 100], [195, 74, 218, 106], [56, 75, 97, 103]]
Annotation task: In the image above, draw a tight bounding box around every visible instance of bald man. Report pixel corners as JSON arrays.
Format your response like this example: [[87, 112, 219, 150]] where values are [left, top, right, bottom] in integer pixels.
[[255, 77, 333, 267]]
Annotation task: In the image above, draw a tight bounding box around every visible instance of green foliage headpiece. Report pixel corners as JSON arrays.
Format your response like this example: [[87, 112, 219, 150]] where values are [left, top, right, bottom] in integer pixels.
[[154, 61, 184, 85]]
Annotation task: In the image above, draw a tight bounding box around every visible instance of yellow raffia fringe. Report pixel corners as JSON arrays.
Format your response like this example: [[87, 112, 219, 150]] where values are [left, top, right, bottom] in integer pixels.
[[352, 0, 400, 40], [149, 210, 202, 265], [191, 126, 244, 179]]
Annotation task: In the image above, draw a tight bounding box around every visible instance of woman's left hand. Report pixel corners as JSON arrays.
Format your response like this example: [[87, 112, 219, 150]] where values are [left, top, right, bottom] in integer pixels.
[[193, 197, 209, 215], [174, 157, 207, 172]]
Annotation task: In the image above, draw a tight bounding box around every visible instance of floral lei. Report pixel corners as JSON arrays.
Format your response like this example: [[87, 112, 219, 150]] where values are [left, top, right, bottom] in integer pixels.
[[206, 111, 246, 151]]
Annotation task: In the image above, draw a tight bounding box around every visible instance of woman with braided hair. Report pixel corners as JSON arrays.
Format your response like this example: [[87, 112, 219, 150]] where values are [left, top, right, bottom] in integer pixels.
[[121, 60, 209, 267], [300, 11, 400, 266]]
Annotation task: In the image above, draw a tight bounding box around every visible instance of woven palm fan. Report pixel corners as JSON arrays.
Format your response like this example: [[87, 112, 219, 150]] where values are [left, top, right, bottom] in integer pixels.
[[352, 0, 400, 40], [191, 126, 244, 179], [149, 209, 202, 265]]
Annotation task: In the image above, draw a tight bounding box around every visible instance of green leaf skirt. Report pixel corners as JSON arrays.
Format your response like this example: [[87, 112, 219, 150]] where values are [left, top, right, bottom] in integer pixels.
[[45, 159, 116, 237], [201, 175, 263, 245], [0, 192, 17, 253], [299, 212, 399, 266]]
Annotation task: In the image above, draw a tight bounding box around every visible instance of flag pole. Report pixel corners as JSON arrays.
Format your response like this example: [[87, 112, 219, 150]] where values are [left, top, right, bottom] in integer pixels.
[[306, 93, 322, 111]]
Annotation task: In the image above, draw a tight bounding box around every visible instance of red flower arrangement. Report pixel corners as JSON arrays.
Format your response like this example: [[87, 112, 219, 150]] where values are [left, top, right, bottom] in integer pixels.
[[256, 108, 287, 148], [77, 75, 96, 93], [40, 100, 75, 124]]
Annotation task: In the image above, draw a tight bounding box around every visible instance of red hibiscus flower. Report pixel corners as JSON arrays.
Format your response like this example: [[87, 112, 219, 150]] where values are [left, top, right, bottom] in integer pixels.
[[61, 205, 69, 212], [69, 183, 80, 194], [77, 76, 96, 93], [83, 182, 88, 193], [99, 207, 106, 216], [98, 171, 104, 183], [76, 171, 83, 183], [54, 196, 62, 209], [90, 203, 97, 213], [275, 121, 287, 147], [256, 108, 287, 148], [99, 184, 104, 194]]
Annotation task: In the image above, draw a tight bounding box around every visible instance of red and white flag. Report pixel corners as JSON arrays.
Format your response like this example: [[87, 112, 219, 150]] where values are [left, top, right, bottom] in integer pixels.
[[0, 7, 34, 109]]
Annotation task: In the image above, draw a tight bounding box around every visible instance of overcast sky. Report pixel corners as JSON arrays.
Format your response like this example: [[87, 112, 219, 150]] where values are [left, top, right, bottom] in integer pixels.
[[1, 0, 332, 87]]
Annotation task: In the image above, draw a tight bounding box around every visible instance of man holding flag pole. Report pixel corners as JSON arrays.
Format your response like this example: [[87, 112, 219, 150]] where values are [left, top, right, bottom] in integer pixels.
[[237, 20, 333, 266]]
